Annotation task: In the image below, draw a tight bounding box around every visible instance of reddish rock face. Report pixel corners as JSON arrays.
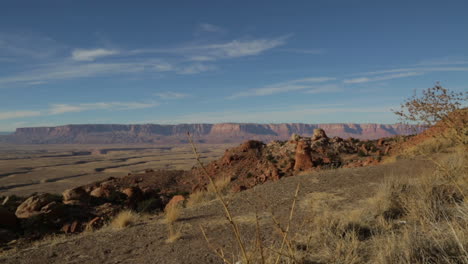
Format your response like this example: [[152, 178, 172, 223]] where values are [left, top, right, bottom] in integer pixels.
[[294, 140, 314, 171]]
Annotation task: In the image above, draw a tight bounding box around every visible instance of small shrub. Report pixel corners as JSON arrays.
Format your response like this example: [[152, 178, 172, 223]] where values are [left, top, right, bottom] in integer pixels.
[[186, 190, 205, 207], [207, 176, 231, 195], [111, 210, 138, 229]]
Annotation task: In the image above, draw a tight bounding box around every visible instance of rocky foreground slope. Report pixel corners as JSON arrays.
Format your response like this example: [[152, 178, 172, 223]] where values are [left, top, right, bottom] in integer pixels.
[[1, 123, 423, 144], [0, 129, 406, 245]]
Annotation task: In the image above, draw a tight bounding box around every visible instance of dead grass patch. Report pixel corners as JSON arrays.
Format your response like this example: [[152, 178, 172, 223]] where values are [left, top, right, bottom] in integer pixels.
[[164, 202, 182, 243], [187, 176, 232, 207], [111, 210, 139, 229]]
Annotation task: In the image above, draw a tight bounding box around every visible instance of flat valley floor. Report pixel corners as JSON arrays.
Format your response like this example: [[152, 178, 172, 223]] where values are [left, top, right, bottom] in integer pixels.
[[0, 144, 233, 196]]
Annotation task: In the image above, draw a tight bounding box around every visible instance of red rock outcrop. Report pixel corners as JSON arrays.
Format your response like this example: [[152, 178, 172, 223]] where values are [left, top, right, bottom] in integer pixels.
[[294, 140, 314, 171]]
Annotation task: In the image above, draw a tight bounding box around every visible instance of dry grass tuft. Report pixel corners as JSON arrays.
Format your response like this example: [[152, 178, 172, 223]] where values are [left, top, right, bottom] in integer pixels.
[[280, 147, 468, 264], [164, 203, 181, 224], [187, 176, 232, 207], [164, 203, 182, 243], [111, 210, 139, 229], [186, 190, 206, 207]]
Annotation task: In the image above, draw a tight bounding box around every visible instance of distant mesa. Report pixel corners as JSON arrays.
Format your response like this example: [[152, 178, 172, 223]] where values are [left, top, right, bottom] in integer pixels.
[[0, 123, 425, 144]]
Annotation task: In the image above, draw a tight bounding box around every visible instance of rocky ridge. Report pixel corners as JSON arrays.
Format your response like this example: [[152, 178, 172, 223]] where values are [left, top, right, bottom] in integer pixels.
[[1, 123, 424, 144]]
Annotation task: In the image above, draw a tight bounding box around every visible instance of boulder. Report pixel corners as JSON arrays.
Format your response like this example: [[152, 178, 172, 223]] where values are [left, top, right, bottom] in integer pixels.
[[15, 193, 59, 219], [377, 138, 385, 146], [92, 203, 120, 218], [62, 187, 89, 205], [312, 129, 328, 141], [294, 140, 314, 171], [61, 220, 81, 234], [122, 187, 143, 201], [123, 187, 144, 209], [90, 186, 107, 198], [239, 140, 264, 152], [0, 206, 18, 229], [87, 216, 104, 230]]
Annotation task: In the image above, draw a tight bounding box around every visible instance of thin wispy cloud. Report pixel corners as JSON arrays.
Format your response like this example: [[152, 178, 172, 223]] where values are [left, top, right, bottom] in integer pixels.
[[71, 48, 120, 61], [198, 23, 225, 33], [0, 61, 174, 86], [415, 56, 468, 66], [49, 102, 158, 114], [343, 72, 424, 84], [304, 84, 343, 94], [130, 36, 288, 61], [155, 92, 190, 100], [280, 48, 325, 54], [353, 67, 468, 77], [0, 110, 41, 120], [229, 77, 336, 98], [0, 101, 157, 120], [177, 63, 217, 74], [0, 35, 287, 87]]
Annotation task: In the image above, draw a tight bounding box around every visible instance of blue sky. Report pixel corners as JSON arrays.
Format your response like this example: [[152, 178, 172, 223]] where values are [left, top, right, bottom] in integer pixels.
[[0, 0, 467, 131]]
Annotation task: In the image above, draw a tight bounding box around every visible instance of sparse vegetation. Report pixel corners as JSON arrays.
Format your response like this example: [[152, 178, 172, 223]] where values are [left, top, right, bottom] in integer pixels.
[[164, 202, 182, 243], [393, 84, 467, 144], [187, 175, 232, 207], [111, 210, 139, 229]]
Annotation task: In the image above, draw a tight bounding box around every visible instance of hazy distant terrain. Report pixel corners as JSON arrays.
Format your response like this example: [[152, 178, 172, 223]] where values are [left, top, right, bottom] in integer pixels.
[[0, 144, 232, 196], [1, 123, 424, 144]]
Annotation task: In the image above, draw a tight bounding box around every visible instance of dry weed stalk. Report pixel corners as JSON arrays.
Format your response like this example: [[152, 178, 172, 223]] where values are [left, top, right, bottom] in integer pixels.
[[272, 184, 301, 264], [188, 132, 249, 263]]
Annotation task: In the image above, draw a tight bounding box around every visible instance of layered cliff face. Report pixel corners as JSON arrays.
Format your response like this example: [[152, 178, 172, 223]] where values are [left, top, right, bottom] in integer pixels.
[[3, 123, 424, 144]]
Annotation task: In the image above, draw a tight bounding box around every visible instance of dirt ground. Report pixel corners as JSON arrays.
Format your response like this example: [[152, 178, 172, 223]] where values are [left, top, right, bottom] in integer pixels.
[[0, 157, 431, 264]]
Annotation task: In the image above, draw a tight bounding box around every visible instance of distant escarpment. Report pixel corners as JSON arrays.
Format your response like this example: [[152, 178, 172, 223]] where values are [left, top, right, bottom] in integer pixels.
[[1, 123, 424, 144]]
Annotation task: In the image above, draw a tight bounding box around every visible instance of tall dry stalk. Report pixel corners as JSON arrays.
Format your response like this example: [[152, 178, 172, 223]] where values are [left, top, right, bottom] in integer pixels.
[[188, 132, 250, 264]]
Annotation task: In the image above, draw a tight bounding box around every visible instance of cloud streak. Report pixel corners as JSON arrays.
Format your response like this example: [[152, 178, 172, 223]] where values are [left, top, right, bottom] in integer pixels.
[[154, 92, 190, 100], [229, 77, 337, 98], [343, 72, 424, 84], [0, 35, 288, 87], [0, 101, 158, 120], [0, 111, 41, 120], [198, 23, 225, 33], [49, 102, 158, 114], [130, 36, 288, 61], [71, 48, 119, 61]]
